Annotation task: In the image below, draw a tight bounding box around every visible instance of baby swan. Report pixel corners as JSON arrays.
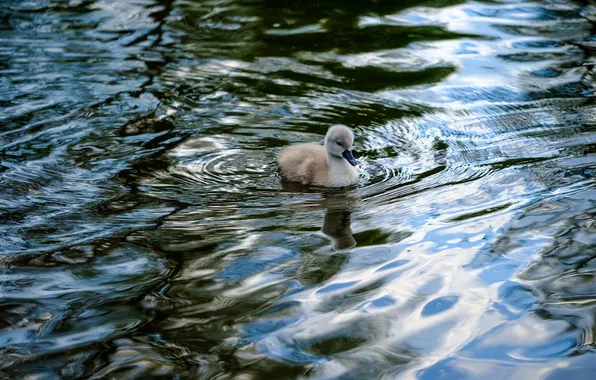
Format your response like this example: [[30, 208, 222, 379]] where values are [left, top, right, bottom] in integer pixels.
[[277, 125, 359, 187]]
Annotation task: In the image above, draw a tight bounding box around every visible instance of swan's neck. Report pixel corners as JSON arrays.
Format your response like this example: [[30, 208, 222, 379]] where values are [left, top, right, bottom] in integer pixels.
[[326, 153, 346, 168], [324, 151, 358, 186], [326, 152, 358, 186]]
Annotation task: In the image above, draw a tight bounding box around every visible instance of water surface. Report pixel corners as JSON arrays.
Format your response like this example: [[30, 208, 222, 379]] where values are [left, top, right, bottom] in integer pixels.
[[1, 0, 595, 378]]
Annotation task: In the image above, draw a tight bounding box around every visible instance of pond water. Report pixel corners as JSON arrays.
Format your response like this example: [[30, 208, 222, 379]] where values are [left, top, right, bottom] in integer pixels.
[[1, 0, 595, 378]]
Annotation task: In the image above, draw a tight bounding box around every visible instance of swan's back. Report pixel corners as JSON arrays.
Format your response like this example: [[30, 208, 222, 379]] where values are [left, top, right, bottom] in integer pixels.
[[277, 143, 328, 185]]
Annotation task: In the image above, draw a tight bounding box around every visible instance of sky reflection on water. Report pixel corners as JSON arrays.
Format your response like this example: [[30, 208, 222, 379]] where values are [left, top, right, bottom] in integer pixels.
[[0, 0, 595, 378]]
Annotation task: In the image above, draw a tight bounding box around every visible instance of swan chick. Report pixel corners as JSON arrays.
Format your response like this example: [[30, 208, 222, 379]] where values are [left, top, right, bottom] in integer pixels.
[[277, 125, 359, 187]]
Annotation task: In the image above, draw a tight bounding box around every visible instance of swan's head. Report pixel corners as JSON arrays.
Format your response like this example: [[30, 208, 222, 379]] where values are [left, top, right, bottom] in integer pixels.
[[325, 124, 357, 166]]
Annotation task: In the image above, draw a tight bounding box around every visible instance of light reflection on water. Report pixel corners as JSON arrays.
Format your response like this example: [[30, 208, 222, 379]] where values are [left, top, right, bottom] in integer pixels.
[[0, 0, 595, 378]]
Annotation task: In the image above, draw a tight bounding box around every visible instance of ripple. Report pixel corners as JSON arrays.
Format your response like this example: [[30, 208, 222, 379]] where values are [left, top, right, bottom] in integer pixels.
[[421, 296, 460, 317], [138, 136, 281, 202], [173, 147, 273, 190]]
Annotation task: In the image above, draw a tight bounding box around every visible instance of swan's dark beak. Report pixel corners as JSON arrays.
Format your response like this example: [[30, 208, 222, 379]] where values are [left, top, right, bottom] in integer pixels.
[[342, 150, 357, 166]]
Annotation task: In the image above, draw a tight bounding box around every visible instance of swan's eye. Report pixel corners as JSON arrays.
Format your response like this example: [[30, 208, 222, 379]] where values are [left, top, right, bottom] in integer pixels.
[[335, 141, 342, 146]]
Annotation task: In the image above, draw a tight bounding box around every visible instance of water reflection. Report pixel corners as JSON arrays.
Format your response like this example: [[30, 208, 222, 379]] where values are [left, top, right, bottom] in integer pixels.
[[281, 182, 358, 250], [322, 199, 357, 251], [1, 0, 595, 378]]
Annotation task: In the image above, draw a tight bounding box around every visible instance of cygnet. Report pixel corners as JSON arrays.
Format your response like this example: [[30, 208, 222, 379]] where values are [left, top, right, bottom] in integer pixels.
[[277, 124, 359, 187]]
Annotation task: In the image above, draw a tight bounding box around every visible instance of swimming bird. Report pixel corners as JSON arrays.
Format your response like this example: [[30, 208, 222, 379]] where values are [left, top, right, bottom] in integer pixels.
[[277, 124, 359, 187]]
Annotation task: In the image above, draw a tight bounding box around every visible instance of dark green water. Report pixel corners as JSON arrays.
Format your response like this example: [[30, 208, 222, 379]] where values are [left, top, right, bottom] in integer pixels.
[[1, 0, 595, 378]]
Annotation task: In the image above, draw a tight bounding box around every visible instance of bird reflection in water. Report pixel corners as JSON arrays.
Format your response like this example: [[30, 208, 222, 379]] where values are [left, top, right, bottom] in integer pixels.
[[281, 181, 358, 250], [321, 194, 357, 250]]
